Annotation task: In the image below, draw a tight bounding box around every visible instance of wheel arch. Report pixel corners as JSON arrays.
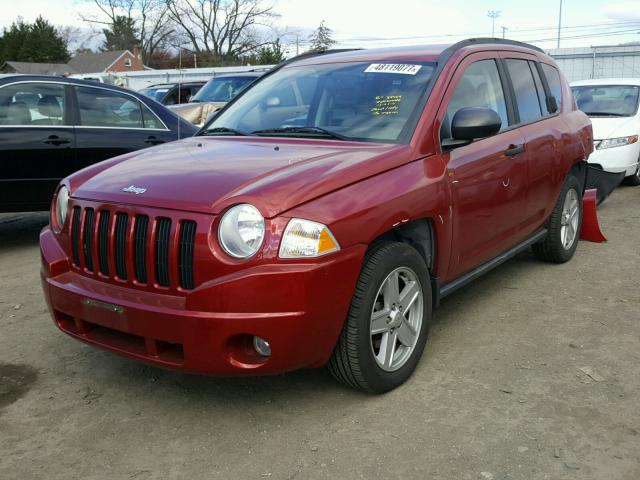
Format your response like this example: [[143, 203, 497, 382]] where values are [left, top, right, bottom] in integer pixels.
[[368, 218, 436, 273]]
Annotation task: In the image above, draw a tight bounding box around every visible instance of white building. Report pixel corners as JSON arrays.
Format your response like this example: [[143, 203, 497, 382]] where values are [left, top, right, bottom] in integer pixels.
[[547, 44, 640, 83]]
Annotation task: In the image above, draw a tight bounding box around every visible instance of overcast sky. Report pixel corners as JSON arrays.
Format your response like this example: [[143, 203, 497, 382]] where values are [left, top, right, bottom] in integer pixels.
[[2, 0, 640, 53]]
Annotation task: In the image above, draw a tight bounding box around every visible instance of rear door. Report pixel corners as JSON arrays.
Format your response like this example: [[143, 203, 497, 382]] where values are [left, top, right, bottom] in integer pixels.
[[438, 53, 529, 279], [500, 54, 564, 228], [72, 85, 175, 170], [0, 81, 76, 211]]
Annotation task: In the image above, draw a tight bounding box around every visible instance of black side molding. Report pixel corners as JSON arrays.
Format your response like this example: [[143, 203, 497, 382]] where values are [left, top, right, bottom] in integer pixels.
[[434, 229, 548, 303]]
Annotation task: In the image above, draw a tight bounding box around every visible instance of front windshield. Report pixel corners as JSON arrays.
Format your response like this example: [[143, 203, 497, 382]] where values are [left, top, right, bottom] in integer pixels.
[[140, 87, 170, 101], [192, 76, 257, 102], [201, 61, 436, 143], [572, 85, 639, 117]]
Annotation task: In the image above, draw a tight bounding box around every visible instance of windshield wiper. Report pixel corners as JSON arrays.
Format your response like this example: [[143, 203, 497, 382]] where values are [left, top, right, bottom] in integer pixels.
[[584, 112, 628, 117], [200, 127, 251, 136], [251, 126, 351, 140]]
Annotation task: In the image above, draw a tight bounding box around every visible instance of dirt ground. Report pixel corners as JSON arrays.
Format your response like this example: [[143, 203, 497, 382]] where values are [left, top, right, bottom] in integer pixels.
[[0, 186, 638, 480]]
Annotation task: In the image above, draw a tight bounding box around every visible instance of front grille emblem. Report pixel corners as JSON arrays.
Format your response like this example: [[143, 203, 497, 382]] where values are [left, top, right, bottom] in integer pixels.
[[122, 185, 147, 195]]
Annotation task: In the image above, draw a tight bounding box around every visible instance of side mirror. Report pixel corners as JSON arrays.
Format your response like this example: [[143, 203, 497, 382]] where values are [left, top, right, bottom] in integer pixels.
[[546, 95, 558, 113], [261, 96, 281, 109], [451, 107, 502, 141]]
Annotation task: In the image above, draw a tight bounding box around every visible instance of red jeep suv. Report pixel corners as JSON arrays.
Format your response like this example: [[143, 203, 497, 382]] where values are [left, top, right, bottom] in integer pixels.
[[40, 39, 592, 393]]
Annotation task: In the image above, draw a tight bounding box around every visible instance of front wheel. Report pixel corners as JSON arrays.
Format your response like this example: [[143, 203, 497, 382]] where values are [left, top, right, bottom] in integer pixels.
[[328, 242, 432, 393], [532, 174, 583, 263]]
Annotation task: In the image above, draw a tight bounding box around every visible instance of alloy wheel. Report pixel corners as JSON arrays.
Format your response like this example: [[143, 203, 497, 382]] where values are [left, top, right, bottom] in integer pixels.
[[369, 267, 424, 372]]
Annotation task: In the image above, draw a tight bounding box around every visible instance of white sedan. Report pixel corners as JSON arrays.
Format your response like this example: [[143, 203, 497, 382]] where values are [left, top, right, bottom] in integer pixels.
[[571, 78, 640, 186]]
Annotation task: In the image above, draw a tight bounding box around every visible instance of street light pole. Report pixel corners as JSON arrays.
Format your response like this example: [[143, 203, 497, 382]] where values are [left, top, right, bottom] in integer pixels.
[[501, 26, 508, 39], [487, 10, 501, 37], [557, 0, 563, 48]]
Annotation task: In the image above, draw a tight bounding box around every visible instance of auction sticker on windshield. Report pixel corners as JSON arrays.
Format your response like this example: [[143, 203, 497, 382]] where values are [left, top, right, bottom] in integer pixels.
[[364, 64, 422, 75]]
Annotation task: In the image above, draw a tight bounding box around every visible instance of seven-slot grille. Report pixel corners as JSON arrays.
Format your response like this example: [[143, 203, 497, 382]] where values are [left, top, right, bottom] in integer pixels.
[[70, 206, 198, 290]]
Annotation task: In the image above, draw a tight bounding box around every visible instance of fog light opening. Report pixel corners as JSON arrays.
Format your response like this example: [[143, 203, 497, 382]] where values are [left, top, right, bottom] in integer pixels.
[[253, 336, 271, 357]]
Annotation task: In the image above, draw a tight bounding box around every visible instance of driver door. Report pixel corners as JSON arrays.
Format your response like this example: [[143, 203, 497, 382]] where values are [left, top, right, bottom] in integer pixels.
[[439, 53, 529, 279]]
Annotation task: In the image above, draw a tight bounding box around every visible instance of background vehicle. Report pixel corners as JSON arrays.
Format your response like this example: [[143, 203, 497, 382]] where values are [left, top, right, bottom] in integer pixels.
[[139, 81, 206, 106], [40, 40, 592, 393], [0, 74, 197, 212], [168, 72, 263, 126], [571, 78, 640, 187]]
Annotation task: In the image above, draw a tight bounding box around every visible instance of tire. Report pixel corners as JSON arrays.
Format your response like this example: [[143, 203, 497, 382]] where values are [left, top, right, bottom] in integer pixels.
[[328, 242, 432, 393], [623, 163, 640, 186], [532, 174, 583, 263]]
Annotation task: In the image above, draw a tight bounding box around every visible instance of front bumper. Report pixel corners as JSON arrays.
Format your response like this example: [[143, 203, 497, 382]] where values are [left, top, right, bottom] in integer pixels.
[[40, 227, 365, 375], [588, 141, 640, 176]]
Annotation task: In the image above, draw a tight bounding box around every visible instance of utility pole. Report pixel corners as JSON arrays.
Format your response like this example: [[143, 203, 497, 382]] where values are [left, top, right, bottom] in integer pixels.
[[557, 0, 563, 48], [487, 11, 501, 37], [501, 26, 508, 39], [296, 35, 300, 55]]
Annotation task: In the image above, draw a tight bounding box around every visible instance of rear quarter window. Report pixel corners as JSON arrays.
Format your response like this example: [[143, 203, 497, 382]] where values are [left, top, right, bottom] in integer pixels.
[[540, 63, 563, 109]]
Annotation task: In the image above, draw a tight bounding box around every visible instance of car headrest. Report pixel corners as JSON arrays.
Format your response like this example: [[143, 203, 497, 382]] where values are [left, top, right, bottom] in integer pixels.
[[8, 101, 32, 125], [38, 95, 62, 118]]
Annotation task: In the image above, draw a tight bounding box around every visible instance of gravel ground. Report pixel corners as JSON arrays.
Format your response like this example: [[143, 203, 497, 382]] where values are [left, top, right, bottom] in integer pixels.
[[0, 186, 638, 480]]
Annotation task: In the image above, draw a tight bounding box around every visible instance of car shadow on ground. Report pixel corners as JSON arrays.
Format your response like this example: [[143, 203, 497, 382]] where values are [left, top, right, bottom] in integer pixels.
[[0, 212, 49, 253]]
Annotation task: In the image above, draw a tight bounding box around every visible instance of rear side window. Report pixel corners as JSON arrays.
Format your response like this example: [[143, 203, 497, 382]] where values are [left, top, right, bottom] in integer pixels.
[[76, 86, 162, 129], [442, 59, 510, 139], [530, 62, 551, 116], [505, 59, 542, 124], [540, 63, 563, 109]]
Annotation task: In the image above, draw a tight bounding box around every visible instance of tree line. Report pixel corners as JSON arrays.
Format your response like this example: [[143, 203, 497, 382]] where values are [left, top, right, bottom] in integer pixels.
[[0, 0, 338, 68]]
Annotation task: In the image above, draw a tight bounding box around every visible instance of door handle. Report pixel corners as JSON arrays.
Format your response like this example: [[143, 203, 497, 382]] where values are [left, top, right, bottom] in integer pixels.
[[144, 136, 165, 145], [505, 144, 525, 156], [44, 135, 71, 146]]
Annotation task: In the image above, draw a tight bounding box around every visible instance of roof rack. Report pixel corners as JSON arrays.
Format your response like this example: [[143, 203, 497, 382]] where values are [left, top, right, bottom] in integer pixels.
[[440, 38, 545, 59]]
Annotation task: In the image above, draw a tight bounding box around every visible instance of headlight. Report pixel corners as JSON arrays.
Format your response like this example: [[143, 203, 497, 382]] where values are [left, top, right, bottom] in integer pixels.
[[218, 204, 265, 258], [597, 135, 638, 149], [53, 185, 70, 232], [279, 219, 340, 258]]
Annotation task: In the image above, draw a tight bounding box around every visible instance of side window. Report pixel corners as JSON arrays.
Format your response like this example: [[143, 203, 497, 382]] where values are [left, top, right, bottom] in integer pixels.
[[76, 86, 144, 128], [540, 63, 563, 109], [529, 62, 550, 116], [140, 103, 165, 129], [505, 59, 543, 124], [442, 59, 509, 140], [0, 82, 66, 126]]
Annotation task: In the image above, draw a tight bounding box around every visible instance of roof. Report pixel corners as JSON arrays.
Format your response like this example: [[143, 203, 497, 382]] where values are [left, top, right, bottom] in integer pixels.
[[67, 50, 129, 73], [290, 39, 545, 67], [0, 61, 75, 75], [571, 78, 640, 87]]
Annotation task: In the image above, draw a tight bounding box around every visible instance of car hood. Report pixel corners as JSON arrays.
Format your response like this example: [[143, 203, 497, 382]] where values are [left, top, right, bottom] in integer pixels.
[[71, 136, 410, 217], [589, 116, 638, 140], [168, 101, 227, 125]]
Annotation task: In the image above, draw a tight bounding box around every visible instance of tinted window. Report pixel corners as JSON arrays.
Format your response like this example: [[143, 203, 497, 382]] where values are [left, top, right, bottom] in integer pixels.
[[530, 62, 550, 116], [540, 63, 562, 109], [506, 59, 542, 123], [443, 59, 509, 138], [77, 87, 147, 128], [0, 82, 66, 126]]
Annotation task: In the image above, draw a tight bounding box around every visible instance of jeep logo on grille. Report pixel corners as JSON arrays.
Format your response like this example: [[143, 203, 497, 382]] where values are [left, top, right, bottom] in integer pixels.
[[122, 185, 147, 195]]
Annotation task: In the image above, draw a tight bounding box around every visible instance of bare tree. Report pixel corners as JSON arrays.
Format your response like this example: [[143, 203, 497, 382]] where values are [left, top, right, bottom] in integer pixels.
[[81, 0, 175, 61], [166, 0, 278, 62]]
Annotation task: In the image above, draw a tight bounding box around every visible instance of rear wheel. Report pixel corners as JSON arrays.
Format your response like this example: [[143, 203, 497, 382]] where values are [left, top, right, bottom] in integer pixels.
[[532, 174, 583, 263], [328, 242, 432, 393]]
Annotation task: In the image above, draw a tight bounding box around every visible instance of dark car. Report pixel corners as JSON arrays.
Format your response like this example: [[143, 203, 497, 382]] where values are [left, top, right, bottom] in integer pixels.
[[0, 75, 197, 212], [41, 40, 592, 393], [139, 81, 206, 105], [168, 72, 264, 126]]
